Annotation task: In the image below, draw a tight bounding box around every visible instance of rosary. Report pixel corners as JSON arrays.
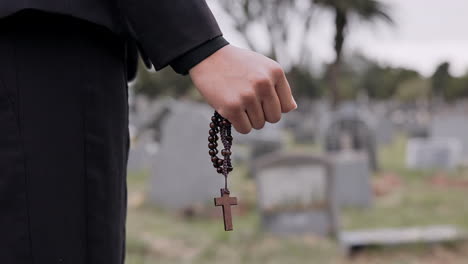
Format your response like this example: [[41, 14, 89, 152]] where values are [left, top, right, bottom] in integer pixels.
[[208, 111, 238, 231]]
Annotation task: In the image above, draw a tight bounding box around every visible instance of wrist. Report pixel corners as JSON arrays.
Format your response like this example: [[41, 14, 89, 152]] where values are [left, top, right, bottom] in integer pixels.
[[170, 36, 229, 75]]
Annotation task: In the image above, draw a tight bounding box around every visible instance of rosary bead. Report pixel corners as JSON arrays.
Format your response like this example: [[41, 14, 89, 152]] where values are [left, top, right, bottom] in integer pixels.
[[211, 116, 218, 122], [213, 163, 220, 168], [208, 136, 215, 142], [217, 167, 223, 174], [221, 149, 231, 156], [211, 156, 218, 163], [209, 149, 217, 156], [208, 143, 216, 149], [217, 159, 224, 166], [222, 120, 229, 126], [209, 129, 216, 136], [227, 167, 233, 172], [209, 122, 216, 129], [226, 135, 233, 141]]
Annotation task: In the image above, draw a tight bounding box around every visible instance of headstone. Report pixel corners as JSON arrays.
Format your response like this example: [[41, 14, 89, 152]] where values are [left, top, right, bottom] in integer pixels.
[[324, 113, 378, 171], [253, 152, 339, 236], [406, 138, 463, 170], [234, 122, 285, 160], [149, 102, 224, 210], [431, 114, 468, 164], [340, 225, 468, 255], [127, 131, 158, 174], [375, 117, 396, 146], [331, 151, 373, 208]]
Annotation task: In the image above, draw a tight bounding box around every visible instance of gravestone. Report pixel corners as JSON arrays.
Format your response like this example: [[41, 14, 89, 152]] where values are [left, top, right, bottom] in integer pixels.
[[253, 152, 339, 236], [324, 113, 378, 171], [375, 117, 395, 146], [340, 225, 468, 255], [431, 113, 468, 164], [234, 122, 285, 160], [406, 138, 463, 170], [127, 131, 158, 174], [149, 102, 224, 210], [330, 151, 373, 208]]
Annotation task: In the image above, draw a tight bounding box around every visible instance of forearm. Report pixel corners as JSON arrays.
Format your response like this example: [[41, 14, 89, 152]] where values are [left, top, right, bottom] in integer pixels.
[[116, 0, 223, 71]]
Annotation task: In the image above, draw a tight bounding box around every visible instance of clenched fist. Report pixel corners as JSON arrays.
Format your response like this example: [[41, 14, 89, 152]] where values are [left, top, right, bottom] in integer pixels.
[[189, 45, 297, 134]]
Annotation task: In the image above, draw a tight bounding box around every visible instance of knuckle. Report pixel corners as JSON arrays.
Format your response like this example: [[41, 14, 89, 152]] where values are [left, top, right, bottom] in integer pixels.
[[240, 91, 257, 104], [271, 64, 284, 78], [223, 100, 242, 113], [251, 74, 271, 88]]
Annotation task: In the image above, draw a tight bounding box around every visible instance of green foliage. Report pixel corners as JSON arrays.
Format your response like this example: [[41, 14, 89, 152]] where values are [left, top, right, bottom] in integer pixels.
[[286, 66, 323, 99], [131, 59, 195, 99], [444, 74, 468, 101], [431, 62, 451, 97], [361, 64, 420, 100], [394, 77, 431, 102]]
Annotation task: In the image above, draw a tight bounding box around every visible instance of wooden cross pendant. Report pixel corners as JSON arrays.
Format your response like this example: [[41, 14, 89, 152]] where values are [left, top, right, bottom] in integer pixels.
[[214, 188, 238, 231]]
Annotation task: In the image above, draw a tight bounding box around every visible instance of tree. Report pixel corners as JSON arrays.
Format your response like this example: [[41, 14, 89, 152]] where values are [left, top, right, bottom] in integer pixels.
[[431, 61, 451, 98], [132, 59, 194, 99], [286, 66, 323, 99], [361, 64, 419, 100], [314, 0, 393, 106], [216, 0, 315, 66], [395, 77, 431, 102]]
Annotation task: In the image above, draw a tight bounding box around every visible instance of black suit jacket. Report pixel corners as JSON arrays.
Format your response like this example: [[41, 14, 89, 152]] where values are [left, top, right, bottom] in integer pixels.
[[0, 0, 228, 79]]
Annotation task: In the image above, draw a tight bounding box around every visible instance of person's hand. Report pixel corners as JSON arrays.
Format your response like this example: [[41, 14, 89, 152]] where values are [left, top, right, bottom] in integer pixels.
[[189, 45, 297, 134]]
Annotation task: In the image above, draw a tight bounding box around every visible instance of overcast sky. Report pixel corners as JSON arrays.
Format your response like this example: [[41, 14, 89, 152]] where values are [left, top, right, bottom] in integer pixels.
[[209, 0, 468, 77]]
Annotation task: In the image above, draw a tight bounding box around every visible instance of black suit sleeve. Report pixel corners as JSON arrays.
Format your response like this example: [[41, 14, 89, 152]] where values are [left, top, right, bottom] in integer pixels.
[[169, 36, 229, 75], [117, 0, 224, 71]]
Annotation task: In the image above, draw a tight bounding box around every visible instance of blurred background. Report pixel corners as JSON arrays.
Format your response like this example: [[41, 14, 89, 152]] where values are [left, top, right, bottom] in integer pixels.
[[125, 0, 468, 263]]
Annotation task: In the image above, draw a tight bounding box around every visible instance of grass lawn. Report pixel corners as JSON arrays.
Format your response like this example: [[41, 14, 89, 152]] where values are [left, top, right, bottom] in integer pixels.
[[125, 134, 468, 263]]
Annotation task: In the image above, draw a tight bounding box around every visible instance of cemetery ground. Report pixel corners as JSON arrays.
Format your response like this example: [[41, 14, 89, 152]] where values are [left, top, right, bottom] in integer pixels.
[[125, 134, 468, 264]]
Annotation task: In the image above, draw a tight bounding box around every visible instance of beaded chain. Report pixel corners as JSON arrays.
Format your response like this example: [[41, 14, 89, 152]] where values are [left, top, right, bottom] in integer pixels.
[[208, 111, 233, 192]]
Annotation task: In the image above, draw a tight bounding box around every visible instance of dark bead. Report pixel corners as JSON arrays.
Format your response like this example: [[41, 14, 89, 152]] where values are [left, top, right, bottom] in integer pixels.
[[209, 149, 217, 156], [209, 129, 216, 136], [217, 167, 223, 174], [208, 136, 215, 142], [209, 143, 216, 149], [227, 167, 233, 172], [211, 156, 218, 163], [213, 163, 220, 168], [222, 120, 230, 126], [209, 122, 216, 129], [226, 135, 233, 141], [211, 116, 217, 122], [221, 149, 231, 156], [217, 159, 224, 166]]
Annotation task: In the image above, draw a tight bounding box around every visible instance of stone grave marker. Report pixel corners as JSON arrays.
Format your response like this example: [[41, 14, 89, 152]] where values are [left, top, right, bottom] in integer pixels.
[[431, 113, 468, 164], [324, 114, 378, 171], [127, 131, 158, 174], [253, 152, 339, 237], [406, 138, 463, 170], [340, 225, 468, 255], [330, 151, 373, 208], [149, 102, 224, 210]]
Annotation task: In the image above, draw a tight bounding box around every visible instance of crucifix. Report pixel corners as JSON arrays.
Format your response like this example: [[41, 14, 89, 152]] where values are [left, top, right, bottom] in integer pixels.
[[214, 188, 238, 231], [208, 111, 238, 231]]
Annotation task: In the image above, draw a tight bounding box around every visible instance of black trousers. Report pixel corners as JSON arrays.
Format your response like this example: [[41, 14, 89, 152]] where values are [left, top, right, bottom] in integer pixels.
[[0, 11, 129, 263]]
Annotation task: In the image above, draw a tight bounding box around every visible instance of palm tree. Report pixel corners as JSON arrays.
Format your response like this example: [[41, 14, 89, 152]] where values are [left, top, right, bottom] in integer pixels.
[[314, 0, 392, 107]]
